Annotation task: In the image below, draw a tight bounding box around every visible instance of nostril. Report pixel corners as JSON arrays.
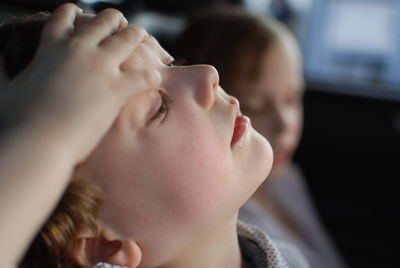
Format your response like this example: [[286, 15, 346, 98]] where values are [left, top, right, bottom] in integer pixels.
[[230, 97, 241, 114], [197, 65, 219, 110], [230, 97, 239, 105], [213, 82, 218, 91]]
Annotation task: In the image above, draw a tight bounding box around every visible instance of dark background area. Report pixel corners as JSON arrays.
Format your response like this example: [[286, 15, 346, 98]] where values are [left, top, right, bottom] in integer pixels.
[[1, 0, 399, 267], [295, 89, 399, 267]]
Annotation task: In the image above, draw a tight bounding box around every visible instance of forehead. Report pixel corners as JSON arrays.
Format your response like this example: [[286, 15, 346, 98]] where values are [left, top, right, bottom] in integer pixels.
[[262, 40, 301, 76], [235, 45, 304, 99]]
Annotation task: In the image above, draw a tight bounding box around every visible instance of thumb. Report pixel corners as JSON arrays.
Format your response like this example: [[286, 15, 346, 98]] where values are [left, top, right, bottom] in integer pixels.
[[40, 3, 83, 43]]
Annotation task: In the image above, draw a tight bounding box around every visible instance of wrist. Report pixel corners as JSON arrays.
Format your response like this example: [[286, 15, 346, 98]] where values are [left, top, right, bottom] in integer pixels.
[[2, 118, 78, 170]]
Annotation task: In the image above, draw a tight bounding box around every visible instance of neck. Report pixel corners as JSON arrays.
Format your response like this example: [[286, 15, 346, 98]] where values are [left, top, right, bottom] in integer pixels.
[[251, 172, 300, 236], [159, 217, 245, 268]]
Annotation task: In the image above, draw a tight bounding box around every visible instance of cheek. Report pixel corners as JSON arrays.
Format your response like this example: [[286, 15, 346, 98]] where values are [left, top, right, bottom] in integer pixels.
[[249, 107, 303, 147], [117, 121, 233, 228], [289, 107, 303, 140], [154, 126, 232, 214]]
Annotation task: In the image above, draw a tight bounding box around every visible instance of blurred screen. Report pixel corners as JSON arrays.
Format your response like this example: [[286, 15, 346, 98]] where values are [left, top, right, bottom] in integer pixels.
[[302, 0, 400, 101], [325, 1, 395, 55]]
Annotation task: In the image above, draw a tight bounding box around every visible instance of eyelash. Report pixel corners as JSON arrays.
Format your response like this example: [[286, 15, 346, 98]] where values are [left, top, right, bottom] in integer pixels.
[[148, 90, 170, 124]]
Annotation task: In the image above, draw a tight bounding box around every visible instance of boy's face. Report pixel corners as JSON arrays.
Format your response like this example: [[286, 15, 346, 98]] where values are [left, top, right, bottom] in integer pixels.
[[84, 64, 272, 266], [234, 42, 304, 178]]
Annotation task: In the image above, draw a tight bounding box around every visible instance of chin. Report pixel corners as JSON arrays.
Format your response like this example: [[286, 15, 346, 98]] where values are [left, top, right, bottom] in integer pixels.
[[248, 128, 274, 188]]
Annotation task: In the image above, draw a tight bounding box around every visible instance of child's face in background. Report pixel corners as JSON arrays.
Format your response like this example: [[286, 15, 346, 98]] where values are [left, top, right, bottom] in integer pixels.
[[234, 41, 304, 178], [84, 64, 272, 266]]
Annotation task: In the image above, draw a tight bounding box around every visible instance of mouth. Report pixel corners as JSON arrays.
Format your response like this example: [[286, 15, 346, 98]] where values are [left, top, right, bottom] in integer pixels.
[[231, 113, 250, 147]]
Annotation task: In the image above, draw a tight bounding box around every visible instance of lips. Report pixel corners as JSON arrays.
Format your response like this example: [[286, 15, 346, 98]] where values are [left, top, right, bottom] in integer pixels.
[[231, 114, 250, 147]]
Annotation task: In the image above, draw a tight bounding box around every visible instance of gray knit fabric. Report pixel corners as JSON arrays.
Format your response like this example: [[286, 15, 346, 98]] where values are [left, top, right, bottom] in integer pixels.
[[3, 222, 309, 268], [239, 164, 347, 268], [89, 263, 127, 268], [238, 220, 310, 268]]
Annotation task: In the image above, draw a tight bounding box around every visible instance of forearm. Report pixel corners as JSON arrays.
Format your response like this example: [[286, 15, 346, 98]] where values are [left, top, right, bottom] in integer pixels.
[[0, 3, 170, 265], [0, 123, 76, 265]]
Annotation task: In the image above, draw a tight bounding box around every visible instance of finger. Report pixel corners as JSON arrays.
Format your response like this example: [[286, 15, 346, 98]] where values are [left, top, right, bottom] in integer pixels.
[[119, 52, 147, 72], [120, 39, 166, 72], [74, 8, 128, 45], [119, 34, 172, 72], [119, 69, 161, 98], [146, 35, 174, 65], [74, 13, 95, 32], [41, 3, 83, 42], [100, 25, 148, 63]]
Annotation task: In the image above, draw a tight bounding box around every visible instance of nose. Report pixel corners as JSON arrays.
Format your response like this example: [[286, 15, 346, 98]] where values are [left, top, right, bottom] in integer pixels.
[[193, 65, 219, 110]]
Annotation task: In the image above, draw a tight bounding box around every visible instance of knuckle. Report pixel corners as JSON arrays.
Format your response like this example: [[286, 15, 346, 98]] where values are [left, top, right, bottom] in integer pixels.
[[148, 34, 158, 46], [132, 25, 147, 36], [100, 8, 124, 24], [74, 14, 95, 29], [143, 69, 161, 87], [54, 3, 77, 15], [118, 27, 137, 44], [92, 16, 109, 29], [102, 8, 123, 17], [129, 25, 148, 42]]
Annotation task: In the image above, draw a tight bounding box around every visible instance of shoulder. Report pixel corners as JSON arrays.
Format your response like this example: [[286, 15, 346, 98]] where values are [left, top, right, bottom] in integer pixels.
[[238, 220, 310, 268]]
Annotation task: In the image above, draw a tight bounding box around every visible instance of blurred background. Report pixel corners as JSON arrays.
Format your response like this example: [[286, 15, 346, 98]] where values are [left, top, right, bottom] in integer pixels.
[[1, 0, 399, 267]]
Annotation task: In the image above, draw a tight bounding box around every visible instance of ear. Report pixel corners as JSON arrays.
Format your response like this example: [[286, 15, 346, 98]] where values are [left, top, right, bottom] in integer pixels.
[[70, 226, 142, 268], [69, 226, 96, 266]]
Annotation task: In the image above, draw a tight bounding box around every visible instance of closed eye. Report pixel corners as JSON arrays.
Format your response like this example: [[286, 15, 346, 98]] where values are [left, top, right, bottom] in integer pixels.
[[147, 90, 170, 125]]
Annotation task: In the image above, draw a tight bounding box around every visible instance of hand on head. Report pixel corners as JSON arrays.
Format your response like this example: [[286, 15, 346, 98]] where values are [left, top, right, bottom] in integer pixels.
[[1, 3, 173, 163], [1, 4, 275, 268], [0, 3, 173, 265]]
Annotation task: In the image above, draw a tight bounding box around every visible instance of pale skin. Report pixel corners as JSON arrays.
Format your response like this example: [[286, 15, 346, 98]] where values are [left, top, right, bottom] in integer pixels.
[[233, 35, 305, 233], [0, 3, 172, 265], [63, 29, 274, 268], [237, 39, 304, 178], [1, 4, 274, 268]]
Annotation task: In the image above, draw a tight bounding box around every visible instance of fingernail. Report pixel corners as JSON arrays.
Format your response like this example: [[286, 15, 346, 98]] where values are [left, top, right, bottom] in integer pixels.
[[121, 17, 128, 27]]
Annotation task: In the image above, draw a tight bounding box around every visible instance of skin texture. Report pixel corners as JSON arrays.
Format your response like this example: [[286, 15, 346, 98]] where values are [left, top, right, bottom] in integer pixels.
[[236, 38, 305, 235], [78, 64, 273, 267], [172, 9, 307, 265], [1, 5, 274, 267], [0, 4, 171, 265], [233, 40, 304, 178]]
